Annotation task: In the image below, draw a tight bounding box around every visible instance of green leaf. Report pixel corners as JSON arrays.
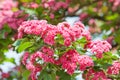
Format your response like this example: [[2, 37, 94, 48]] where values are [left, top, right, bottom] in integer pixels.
[[4, 58, 15, 64], [17, 41, 33, 52], [115, 30, 120, 44], [105, 13, 119, 20], [0, 24, 12, 39], [76, 37, 87, 43], [12, 39, 22, 46], [38, 69, 56, 80], [22, 70, 31, 80], [35, 0, 41, 4], [56, 70, 71, 80]]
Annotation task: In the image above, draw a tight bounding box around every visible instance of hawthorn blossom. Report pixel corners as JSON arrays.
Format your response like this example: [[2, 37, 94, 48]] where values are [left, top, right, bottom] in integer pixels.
[[0, 0, 26, 30], [1, 73, 10, 79], [79, 13, 89, 21], [59, 49, 79, 75], [107, 61, 120, 75], [18, 20, 89, 46], [0, 0, 18, 10], [87, 40, 112, 58], [42, 0, 69, 11], [26, 62, 42, 80], [78, 55, 94, 71], [26, 62, 35, 71], [22, 52, 30, 65], [41, 46, 55, 63], [30, 52, 42, 64], [83, 68, 110, 80]]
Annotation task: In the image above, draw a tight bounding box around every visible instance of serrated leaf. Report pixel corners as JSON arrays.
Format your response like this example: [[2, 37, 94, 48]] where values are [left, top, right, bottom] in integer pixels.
[[17, 41, 33, 52]]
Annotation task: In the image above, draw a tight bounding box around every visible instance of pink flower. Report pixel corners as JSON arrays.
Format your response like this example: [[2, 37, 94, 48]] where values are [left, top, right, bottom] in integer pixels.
[[2, 73, 10, 78], [83, 68, 110, 80], [0, 0, 18, 10], [79, 13, 89, 21], [50, 13, 54, 19], [59, 49, 80, 74], [88, 19, 96, 26], [0, 10, 27, 30], [18, 20, 48, 36], [54, 2, 68, 11], [30, 52, 42, 64], [26, 62, 35, 71], [41, 46, 54, 56], [87, 40, 112, 58], [30, 2, 39, 9], [43, 30, 57, 45], [81, 30, 91, 40], [62, 62, 77, 75], [30, 64, 42, 80], [64, 38, 71, 46], [41, 46, 55, 63], [22, 52, 29, 65], [78, 55, 94, 71], [18, 31, 23, 39], [107, 61, 120, 75]]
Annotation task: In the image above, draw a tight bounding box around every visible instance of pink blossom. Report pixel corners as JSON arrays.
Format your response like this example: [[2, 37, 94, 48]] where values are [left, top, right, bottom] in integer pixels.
[[30, 52, 42, 64], [54, 2, 68, 11], [42, 0, 68, 11], [78, 55, 94, 71], [2, 73, 10, 78], [0, 10, 27, 30], [50, 13, 54, 19], [30, 2, 39, 9], [81, 30, 91, 40], [87, 40, 112, 58], [43, 30, 57, 45], [19, 20, 89, 46], [41, 46, 55, 63], [59, 49, 79, 74], [107, 61, 120, 75], [18, 32, 23, 39], [18, 20, 48, 38], [64, 38, 71, 46], [30, 64, 42, 80], [88, 19, 96, 26], [26, 62, 35, 71], [41, 46, 54, 56], [83, 68, 110, 80], [22, 52, 29, 65], [0, 0, 18, 10], [79, 13, 89, 21]]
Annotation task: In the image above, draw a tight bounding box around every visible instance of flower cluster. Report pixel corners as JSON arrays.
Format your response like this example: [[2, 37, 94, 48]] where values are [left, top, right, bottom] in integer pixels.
[[87, 40, 112, 58], [19, 20, 113, 80], [107, 61, 120, 75], [109, 0, 120, 11], [18, 20, 91, 46], [0, 0, 18, 10], [59, 50, 79, 75], [42, 0, 69, 11], [83, 68, 111, 80], [22, 52, 42, 80], [0, 0, 27, 30], [78, 55, 94, 71], [22, 49, 94, 79]]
